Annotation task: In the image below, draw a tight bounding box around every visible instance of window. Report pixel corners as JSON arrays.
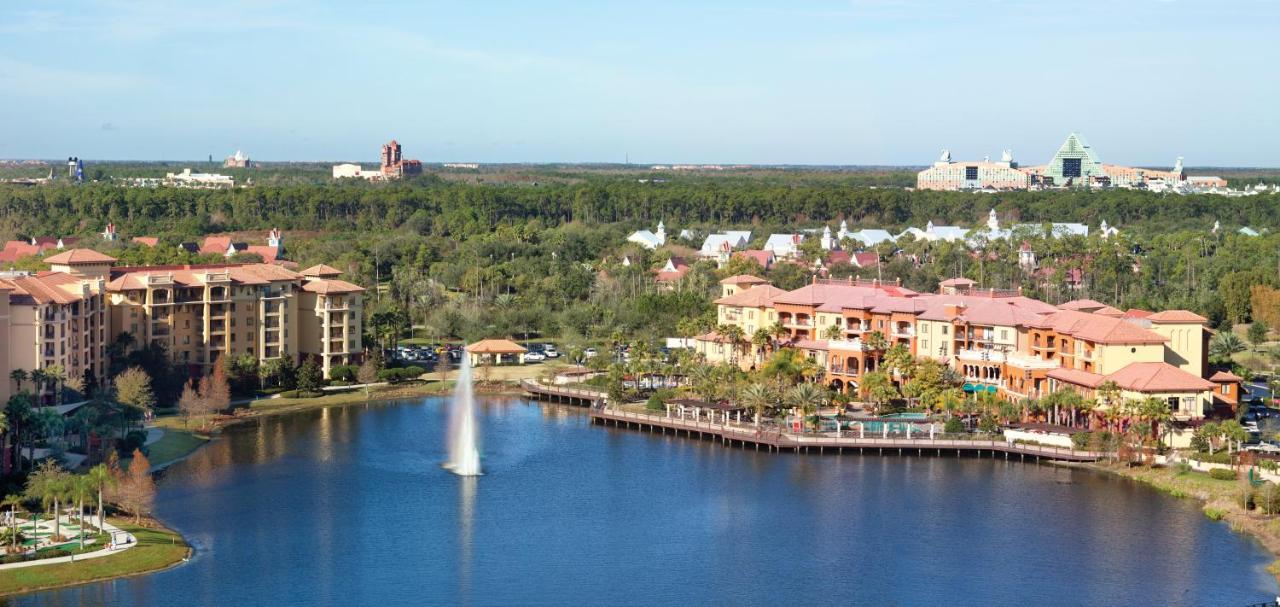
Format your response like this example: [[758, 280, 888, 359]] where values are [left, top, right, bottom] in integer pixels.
[[1062, 158, 1082, 178], [941, 325, 949, 335], [1000, 329, 1008, 340], [965, 166, 978, 180]]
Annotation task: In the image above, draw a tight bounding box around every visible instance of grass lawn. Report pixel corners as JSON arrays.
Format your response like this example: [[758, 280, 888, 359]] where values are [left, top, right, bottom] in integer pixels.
[[0, 520, 190, 597], [143, 430, 210, 469]]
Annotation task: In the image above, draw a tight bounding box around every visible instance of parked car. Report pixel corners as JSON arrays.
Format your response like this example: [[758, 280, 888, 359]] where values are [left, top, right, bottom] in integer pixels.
[[543, 345, 560, 358], [524, 351, 547, 362], [584, 348, 598, 359]]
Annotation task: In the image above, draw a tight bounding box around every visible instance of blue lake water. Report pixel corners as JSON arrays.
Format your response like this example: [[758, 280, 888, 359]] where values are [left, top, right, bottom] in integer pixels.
[[7, 397, 1279, 606]]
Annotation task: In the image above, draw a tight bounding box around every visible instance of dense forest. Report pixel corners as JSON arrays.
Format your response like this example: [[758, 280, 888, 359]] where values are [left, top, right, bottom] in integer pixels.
[[0, 173, 1276, 353]]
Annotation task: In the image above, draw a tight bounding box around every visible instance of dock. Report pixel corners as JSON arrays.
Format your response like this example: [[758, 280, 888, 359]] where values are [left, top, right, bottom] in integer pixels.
[[521, 380, 1105, 462]]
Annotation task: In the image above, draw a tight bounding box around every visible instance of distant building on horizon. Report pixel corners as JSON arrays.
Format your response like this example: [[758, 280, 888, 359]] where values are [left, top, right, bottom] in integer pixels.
[[223, 150, 252, 168], [380, 140, 423, 178], [917, 133, 1224, 192]]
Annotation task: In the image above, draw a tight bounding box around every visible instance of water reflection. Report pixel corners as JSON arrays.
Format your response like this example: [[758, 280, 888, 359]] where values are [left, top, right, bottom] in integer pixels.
[[6, 397, 1278, 607]]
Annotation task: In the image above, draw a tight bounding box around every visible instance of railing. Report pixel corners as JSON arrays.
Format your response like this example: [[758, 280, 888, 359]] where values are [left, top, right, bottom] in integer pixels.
[[590, 409, 1106, 461], [520, 379, 606, 402]]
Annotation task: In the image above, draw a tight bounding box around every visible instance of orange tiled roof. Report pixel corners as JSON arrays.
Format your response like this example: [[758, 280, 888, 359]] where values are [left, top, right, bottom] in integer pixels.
[[1146, 310, 1208, 323], [44, 248, 117, 264], [465, 339, 527, 354], [1209, 370, 1244, 382], [1, 274, 88, 305], [719, 274, 770, 286], [132, 237, 159, 247], [714, 284, 788, 307], [1105, 362, 1214, 393], [300, 278, 364, 294], [300, 264, 342, 277], [1034, 310, 1167, 345], [1047, 367, 1105, 389]]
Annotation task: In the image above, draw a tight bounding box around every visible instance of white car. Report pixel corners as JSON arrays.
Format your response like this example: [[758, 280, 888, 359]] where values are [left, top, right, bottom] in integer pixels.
[[1248, 443, 1280, 454], [543, 345, 560, 358], [524, 351, 546, 362], [584, 348, 598, 359]]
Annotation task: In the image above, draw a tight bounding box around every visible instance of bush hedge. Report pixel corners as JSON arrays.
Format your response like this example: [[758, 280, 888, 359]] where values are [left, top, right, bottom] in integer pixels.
[[1210, 468, 1238, 480], [378, 367, 424, 383], [329, 365, 358, 382]]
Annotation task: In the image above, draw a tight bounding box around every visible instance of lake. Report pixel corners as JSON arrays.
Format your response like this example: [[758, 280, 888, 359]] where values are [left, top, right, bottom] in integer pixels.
[[8, 397, 1279, 606]]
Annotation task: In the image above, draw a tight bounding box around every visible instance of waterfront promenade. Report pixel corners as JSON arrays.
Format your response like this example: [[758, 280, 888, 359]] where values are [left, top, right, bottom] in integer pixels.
[[520, 380, 1106, 462]]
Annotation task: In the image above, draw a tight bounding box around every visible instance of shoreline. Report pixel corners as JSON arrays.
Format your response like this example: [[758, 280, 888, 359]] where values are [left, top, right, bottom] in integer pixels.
[[0, 518, 191, 598], [7, 380, 519, 596], [1076, 460, 1280, 583]]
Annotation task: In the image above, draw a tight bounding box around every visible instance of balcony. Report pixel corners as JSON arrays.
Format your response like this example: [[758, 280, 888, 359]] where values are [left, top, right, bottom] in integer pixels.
[[955, 349, 1059, 371]]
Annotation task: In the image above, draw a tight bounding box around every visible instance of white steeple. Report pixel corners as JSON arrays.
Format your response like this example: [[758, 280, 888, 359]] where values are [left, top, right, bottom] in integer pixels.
[[821, 225, 835, 250], [838, 219, 849, 240], [656, 220, 666, 245], [986, 208, 999, 232]]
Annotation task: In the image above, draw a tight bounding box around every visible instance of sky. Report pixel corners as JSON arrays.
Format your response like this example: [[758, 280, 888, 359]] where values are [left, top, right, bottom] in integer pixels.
[[1, 0, 1277, 166]]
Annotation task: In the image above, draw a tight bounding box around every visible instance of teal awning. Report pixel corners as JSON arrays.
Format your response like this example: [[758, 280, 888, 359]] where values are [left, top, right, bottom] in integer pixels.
[[962, 383, 976, 392], [986, 385, 998, 393]]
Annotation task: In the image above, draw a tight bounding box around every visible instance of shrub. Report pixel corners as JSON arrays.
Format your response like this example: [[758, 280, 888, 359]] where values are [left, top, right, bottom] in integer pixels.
[[646, 389, 674, 411], [1071, 431, 1092, 449], [1210, 468, 1238, 481], [1204, 506, 1227, 521], [377, 367, 424, 384], [1194, 451, 1233, 464], [943, 418, 965, 434], [279, 390, 323, 399], [329, 366, 357, 382], [123, 430, 148, 455]]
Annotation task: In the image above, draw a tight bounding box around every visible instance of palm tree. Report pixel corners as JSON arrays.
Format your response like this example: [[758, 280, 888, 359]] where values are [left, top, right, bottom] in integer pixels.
[[864, 331, 888, 368], [1201, 421, 1221, 455], [29, 369, 48, 405], [1138, 397, 1173, 448], [69, 476, 94, 548], [785, 382, 828, 433], [938, 388, 965, 420], [822, 324, 843, 342], [87, 463, 117, 532], [860, 370, 898, 413], [740, 383, 773, 427], [716, 324, 746, 364], [1, 494, 21, 548], [44, 365, 66, 406], [1210, 331, 1247, 363], [8, 369, 27, 394], [1220, 419, 1248, 455]]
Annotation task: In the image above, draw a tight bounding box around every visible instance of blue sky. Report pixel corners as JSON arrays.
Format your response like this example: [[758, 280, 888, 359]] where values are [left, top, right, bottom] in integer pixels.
[[1, 0, 1277, 165]]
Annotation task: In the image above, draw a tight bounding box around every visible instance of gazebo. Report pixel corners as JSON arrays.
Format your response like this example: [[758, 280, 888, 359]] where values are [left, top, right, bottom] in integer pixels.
[[465, 339, 528, 366]]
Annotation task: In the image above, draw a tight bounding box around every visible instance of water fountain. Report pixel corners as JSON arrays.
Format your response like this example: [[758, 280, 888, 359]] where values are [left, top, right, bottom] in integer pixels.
[[444, 353, 482, 476]]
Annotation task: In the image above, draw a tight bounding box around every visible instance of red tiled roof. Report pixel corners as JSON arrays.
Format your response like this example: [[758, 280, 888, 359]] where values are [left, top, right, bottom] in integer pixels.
[[720, 274, 770, 285], [1033, 310, 1167, 345], [245, 245, 279, 262], [466, 339, 527, 354], [1048, 367, 1105, 389], [0, 241, 40, 263], [299, 278, 365, 294], [1123, 309, 1153, 319], [851, 252, 879, 267], [300, 264, 342, 277], [44, 248, 117, 264], [940, 278, 976, 287], [1209, 371, 1244, 382], [131, 237, 159, 247], [1146, 310, 1208, 323], [1105, 362, 1214, 393], [733, 250, 775, 269], [714, 284, 788, 307], [200, 236, 232, 255]]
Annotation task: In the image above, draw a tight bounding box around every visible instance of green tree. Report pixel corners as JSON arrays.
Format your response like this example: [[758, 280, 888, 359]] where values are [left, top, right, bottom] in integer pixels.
[[1248, 321, 1269, 351], [114, 367, 156, 417], [87, 461, 119, 532], [296, 360, 323, 394], [860, 370, 898, 413]]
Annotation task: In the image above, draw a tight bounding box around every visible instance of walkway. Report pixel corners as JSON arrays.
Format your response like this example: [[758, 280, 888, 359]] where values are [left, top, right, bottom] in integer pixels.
[[520, 379, 605, 407], [0, 515, 136, 571], [591, 408, 1106, 462]]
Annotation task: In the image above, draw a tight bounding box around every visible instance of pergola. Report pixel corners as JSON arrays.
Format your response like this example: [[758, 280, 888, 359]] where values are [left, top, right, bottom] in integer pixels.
[[465, 339, 528, 366], [665, 398, 748, 424]]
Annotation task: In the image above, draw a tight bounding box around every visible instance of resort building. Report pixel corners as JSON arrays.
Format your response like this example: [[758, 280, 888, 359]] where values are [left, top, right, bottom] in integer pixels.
[[223, 150, 252, 169], [696, 275, 1229, 436], [917, 150, 1031, 191], [104, 260, 363, 379], [164, 169, 235, 189], [627, 221, 667, 250], [917, 133, 1224, 191]]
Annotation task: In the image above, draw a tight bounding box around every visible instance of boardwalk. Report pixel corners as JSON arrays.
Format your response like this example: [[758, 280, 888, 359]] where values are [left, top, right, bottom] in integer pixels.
[[520, 380, 1106, 462], [590, 408, 1106, 462], [520, 379, 605, 407]]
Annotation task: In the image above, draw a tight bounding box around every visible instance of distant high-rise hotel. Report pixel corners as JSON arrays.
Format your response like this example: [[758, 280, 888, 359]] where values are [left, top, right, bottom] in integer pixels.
[[916, 133, 1222, 191], [380, 140, 423, 178]]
